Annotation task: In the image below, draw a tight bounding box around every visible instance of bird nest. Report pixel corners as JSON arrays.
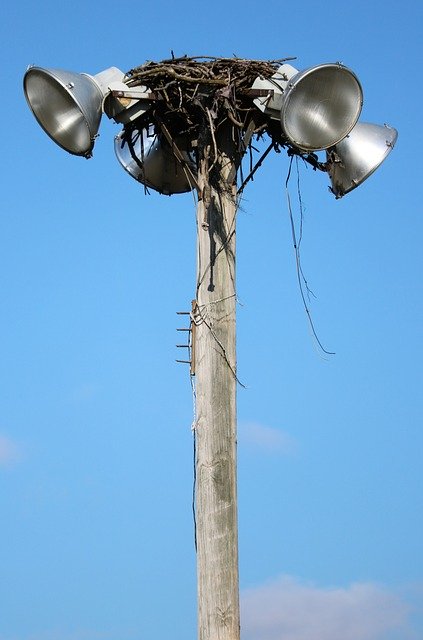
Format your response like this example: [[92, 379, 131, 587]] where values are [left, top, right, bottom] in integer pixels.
[[117, 55, 325, 195], [125, 55, 291, 140], [122, 57, 303, 172]]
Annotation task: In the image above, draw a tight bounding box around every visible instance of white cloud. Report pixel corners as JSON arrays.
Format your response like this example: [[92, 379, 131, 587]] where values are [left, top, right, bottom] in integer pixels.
[[239, 422, 296, 454], [241, 575, 414, 640], [0, 434, 21, 467]]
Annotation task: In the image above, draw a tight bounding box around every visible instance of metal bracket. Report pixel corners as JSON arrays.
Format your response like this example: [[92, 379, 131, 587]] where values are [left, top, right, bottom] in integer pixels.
[[111, 89, 159, 101], [175, 301, 197, 375]]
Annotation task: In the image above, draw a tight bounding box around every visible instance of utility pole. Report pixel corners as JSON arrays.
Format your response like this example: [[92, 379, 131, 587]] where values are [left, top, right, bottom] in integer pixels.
[[22, 53, 397, 640], [193, 127, 240, 640]]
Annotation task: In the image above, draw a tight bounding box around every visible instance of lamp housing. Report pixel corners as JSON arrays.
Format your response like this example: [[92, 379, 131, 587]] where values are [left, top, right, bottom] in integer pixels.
[[114, 127, 195, 195], [23, 66, 152, 157], [326, 122, 398, 198], [24, 66, 126, 157], [252, 62, 363, 152]]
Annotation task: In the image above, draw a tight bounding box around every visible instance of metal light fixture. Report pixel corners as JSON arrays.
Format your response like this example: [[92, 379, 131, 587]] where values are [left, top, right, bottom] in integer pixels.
[[280, 63, 363, 151], [24, 66, 121, 157], [23, 66, 151, 157], [252, 62, 363, 151], [23, 56, 396, 200], [326, 122, 398, 198], [114, 128, 195, 195]]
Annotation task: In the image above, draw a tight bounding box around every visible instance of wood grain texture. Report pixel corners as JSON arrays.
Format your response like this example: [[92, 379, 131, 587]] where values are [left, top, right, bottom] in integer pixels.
[[194, 131, 240, 640]]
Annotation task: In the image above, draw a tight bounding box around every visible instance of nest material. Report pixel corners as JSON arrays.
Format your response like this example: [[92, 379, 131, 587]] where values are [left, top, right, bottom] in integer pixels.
[[119, 55, 326, 195], [126, 55, 287, 93], [123, 55, 295, 147]]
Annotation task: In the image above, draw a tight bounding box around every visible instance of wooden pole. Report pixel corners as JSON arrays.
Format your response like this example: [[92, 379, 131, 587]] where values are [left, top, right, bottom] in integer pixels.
[[193, 128, 240, 640]]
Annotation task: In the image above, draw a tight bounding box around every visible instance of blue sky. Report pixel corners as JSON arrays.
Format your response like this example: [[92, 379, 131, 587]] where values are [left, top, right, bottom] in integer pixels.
[[1, 1, 422, 639]]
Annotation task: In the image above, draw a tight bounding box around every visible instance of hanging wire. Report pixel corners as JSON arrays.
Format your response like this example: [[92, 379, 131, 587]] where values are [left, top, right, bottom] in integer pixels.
[[190, 371, 198, 552], [295, 156, 317, 304], [285, 156, 335, 356]]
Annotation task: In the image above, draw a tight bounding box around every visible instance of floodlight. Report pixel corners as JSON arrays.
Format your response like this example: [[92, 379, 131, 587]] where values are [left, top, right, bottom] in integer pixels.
[[326, 122, 398, 198], [114, 128, 195, 195], [252, 62, 363, 151], [23, 66, 144, 157], [280, 63, 363, 151]]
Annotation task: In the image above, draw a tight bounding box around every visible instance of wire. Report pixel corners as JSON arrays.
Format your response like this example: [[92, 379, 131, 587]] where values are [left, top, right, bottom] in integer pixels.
[[190, 372, 198, 552], [295, 156, 317, 304], [285, 157, 335, 356]]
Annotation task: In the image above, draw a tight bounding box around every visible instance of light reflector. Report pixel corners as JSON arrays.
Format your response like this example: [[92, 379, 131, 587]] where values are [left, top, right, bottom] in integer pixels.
[[115, 128, 195, 195], [281, 63, 363, 151], [23, 67, 104, 157], [326, 122, 398, 198]]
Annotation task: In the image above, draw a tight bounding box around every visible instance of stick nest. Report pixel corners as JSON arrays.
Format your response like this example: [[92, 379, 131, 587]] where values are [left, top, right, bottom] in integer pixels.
[[124, 55, 294, 145]]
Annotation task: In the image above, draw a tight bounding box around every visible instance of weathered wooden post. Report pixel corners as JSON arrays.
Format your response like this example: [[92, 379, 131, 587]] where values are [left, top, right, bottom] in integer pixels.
[[193, 126, 240, 640]]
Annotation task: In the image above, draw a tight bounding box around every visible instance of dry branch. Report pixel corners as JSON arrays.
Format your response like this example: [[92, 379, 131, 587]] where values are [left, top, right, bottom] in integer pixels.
[[119, 55, 324, 195]]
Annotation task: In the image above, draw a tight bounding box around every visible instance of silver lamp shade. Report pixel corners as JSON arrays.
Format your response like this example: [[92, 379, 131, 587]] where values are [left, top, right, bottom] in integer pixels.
[[326, 122, 398, 198], [280, 63, 363, 152], [23, 66, 126, 157], [114, 129, 195, 195]]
